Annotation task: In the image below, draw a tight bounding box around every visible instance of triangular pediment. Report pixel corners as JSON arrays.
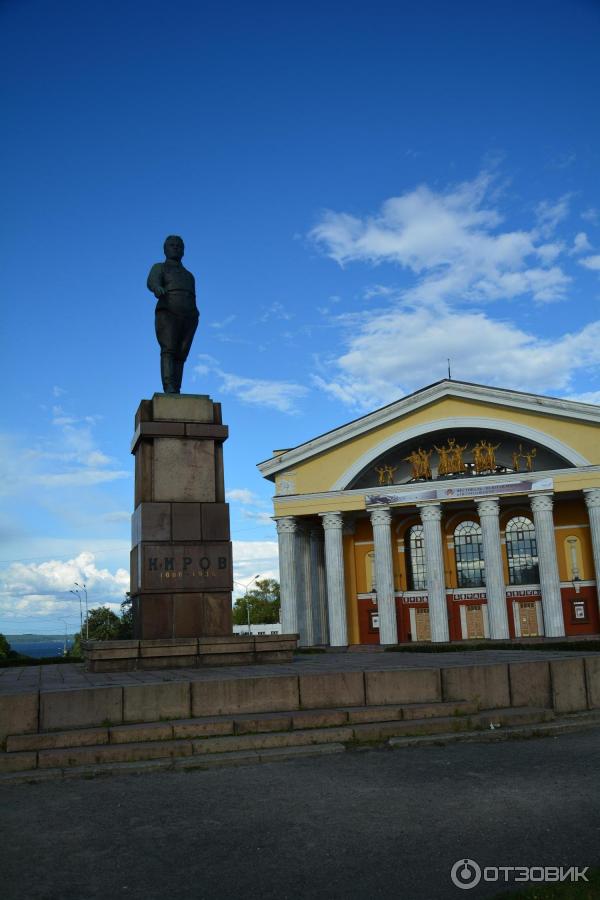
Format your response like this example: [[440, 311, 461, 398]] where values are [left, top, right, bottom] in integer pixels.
[[257, 381, 600, 494]]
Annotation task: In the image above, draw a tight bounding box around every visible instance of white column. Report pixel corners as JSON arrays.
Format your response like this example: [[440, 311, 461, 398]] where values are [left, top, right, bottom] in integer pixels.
[[295, 525, 314, 647], [530, 492, 565, 637], [319, 512, 348, 646], [276, 516, 299, 635], [369, 507, 398, 645], [310, 526, 328, 645], [584, 489, 600, 617], [418, 502, 449, 643], [476, 498, 509, 640]]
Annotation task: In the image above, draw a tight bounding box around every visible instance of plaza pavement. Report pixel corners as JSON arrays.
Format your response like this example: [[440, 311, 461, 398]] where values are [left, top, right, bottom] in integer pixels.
[[1, 646, 599, 694]]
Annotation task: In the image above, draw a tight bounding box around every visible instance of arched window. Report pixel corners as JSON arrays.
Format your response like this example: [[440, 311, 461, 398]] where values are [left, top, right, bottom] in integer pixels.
[[505, 516, 539, 585], [405, 525, 427, 590], [454, 520, 485, 588]]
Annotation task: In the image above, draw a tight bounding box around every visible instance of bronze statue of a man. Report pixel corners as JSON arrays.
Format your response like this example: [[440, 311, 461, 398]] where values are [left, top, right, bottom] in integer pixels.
[[147, 235, 199, 394]]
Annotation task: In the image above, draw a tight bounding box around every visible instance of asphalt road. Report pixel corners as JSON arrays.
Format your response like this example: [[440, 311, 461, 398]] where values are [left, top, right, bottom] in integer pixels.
[[2, 730, 600, 900]]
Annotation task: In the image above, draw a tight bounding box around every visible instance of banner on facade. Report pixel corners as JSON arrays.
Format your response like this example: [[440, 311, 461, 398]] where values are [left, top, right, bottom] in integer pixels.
[[366, 477, 553, 506]]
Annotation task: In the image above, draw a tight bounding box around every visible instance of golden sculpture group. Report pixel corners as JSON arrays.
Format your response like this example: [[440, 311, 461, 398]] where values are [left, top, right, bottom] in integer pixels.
[[374, 438, 537, 485], [512, 443, 537, 473]]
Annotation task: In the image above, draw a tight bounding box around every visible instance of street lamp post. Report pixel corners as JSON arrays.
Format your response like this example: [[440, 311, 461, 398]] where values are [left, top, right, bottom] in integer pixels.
[[74, 582, 88, 639], [233, 574, 261, 636], [70, 588, 83, 636]]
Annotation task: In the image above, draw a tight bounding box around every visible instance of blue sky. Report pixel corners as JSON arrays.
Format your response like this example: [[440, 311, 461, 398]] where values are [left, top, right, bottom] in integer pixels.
[[2, 0, 600, 633]]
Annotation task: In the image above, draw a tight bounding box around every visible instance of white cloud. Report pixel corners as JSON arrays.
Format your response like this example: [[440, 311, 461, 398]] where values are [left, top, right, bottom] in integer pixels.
[[226, 488, 261, 505], [193, 356, 308, 414], [364, 284, 398, 300], [232, 540, 279, 594], [218, 372, 308, 414], [535, 195, 571, 237], [581, 208, 599, 225], [259, 301, 294, 322], [565, 390, 600, 405], [0, 551, 129, 622], [242, 510, 274, 525], [579, 255, 600, 272], [310, 173, 571, 305], [226, 489, 272, 525], [85, 450, 112, 467], [313, 304, 600, 412], [209, 314, 237, 329], [102, 511, 131, 524], [570, 232, 592, 255], [0, 401, 129, 497], [31, 469, 129, 488]]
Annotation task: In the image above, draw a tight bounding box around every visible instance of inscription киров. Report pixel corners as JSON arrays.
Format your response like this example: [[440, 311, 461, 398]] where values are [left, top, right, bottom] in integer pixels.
[[139, 544, 232, 591]]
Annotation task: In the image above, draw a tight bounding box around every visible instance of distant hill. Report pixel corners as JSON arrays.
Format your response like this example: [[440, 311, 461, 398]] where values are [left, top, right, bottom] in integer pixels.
[[4, 633, 76, 642]]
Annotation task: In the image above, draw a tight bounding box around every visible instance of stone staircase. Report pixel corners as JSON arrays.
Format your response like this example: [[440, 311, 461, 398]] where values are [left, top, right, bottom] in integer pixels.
[[0, 699, 555, 781]]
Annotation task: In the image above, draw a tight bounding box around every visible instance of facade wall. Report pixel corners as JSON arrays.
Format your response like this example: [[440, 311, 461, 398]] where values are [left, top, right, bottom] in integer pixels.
[[351, 497, 600, 644], [263, 383, 600, 646]]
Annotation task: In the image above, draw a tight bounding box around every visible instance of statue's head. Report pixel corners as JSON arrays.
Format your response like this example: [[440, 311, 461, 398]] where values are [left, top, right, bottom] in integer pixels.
[[164, 235, 184, 261]]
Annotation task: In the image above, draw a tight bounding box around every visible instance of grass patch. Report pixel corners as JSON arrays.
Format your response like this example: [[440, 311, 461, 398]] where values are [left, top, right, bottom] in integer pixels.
[[492, 866, 600, 898], [384, 640, 600, 653]]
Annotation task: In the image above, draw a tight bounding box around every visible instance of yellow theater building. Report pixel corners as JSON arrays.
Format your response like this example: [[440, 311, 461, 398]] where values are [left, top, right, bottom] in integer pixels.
[[257, 380, 600, 646]]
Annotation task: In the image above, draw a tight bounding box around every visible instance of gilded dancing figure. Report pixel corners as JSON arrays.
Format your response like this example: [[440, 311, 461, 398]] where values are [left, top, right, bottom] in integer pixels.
[[418, 447, 433, 479], [436, 438, 468, 476], [448, 438, 468, 474], [512, 445, 523, 472], [523, 447, 537, 472], [375, 464, 397, 486], [404, 450, 421, 480], [473, 442, 486, 475], [434, 442, 451, 476], [405, 448, 433, 480], [474, 439, 500, 473]]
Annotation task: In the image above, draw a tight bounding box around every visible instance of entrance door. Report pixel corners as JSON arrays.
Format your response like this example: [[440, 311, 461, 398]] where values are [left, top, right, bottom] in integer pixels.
[[414, 607, 431, 641], [465, 604, 485, 639], [518, 601, 539, 637]]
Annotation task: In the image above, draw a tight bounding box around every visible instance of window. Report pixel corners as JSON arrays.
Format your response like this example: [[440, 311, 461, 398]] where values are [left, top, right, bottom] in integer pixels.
[[454, 521, 485, 588], [505, 516, 539, 585], [406, 525, 427, 590]]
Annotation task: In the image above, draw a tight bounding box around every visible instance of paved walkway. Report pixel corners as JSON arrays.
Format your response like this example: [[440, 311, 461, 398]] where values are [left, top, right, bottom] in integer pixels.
[[1, 647, 599, 694], [2, 729, 599, 899]]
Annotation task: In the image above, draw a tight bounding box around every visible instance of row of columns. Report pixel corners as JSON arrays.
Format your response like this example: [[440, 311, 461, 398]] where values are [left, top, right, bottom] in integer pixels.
[[277, 489, 600, 646]]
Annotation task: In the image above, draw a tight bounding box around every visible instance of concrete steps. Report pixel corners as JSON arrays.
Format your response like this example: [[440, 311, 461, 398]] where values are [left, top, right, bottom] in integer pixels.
[[0, 701, 555, 779]]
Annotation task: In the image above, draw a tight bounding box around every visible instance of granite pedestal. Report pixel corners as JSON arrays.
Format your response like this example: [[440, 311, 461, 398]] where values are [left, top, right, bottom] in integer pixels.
[[130, 393, 233, 640]]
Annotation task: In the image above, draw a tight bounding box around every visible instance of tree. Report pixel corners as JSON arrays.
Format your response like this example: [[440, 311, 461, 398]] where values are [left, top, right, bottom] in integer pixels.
[[232, 579, 280, 626], [119, 593, 133, 639], [70, 606, 123, 656], [0, 633, 11, 659]]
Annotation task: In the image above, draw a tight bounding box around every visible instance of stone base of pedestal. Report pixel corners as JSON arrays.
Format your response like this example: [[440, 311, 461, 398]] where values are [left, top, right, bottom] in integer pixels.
[[130, 392, 233, 640], [132, 593, 232, 640], [82, 635, 299, 673]]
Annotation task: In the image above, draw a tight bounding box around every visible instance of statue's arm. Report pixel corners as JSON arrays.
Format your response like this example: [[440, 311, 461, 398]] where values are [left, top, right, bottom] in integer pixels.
[[147, 263, 165, 298]]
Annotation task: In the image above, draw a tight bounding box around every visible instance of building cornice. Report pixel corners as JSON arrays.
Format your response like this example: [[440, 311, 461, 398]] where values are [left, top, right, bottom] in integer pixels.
[[272, 465, 600, 510]]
